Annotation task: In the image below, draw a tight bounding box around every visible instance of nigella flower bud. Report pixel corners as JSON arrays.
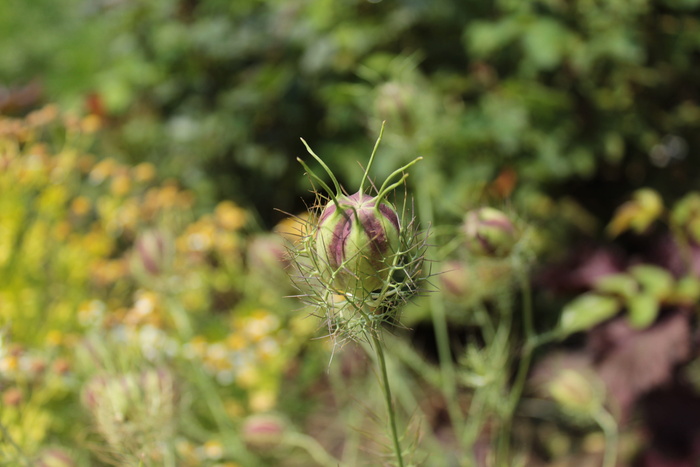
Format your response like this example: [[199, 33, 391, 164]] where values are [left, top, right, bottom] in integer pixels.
[[130, 228, 174, 280], [462, 207, 517, 258], [242, 414, 286, 451], [316, 191, 400, 293]]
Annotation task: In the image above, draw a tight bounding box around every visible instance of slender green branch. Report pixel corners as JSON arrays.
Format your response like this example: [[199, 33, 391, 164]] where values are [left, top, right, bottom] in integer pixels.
[[0, 421, 31, 467], [415, 185, 463, 442], [284, 432, 342, 467], [498, 268, 535, 464], [300, 139, 342, 196], [360, 121, 386, 195], [592, 407, 618, 467], [370, 329, 405, 467], [297, 157, 343, 212], [375, 157, 423, 204]]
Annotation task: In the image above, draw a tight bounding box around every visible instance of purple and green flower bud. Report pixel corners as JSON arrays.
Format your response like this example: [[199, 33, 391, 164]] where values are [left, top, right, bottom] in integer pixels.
[[462, 207, 517, 258], [242, 414, 286, 451], [130, 228, 174, 280], [316, 191, 400, 292], [294, 122, 425, 338]]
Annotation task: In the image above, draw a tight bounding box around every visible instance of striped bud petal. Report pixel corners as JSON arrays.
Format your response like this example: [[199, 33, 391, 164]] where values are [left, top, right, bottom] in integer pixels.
[[462, 207, 517, 258], [316, 191, 400, 292]]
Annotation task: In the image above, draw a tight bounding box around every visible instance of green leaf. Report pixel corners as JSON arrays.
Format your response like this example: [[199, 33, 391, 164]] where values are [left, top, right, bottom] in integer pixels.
[[559, 293, 620, 335], [522, 19, 568, 71], [629, 264, 674, 301], [626, 293, 659, 329], [671, 275, 700, 305], [594, 273, 638, 300]]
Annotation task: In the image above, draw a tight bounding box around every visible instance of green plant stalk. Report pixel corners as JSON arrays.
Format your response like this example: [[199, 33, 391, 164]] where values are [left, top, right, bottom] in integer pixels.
[[284, 432, 342, 467], [371, 330, 404, 467], [357, 311, 404, 467], [0, 421, 31, 467], [592, 407, 618, 467], [497, 269, 535, 464], [188, 362, 256, 465], [165, 296, 193, 340], [416, 185, 463, 440]]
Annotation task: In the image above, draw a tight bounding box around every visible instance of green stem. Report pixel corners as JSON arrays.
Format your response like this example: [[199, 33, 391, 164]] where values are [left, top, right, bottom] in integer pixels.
[[300, 139, 342, 197], [360, 121, 386, 194], [498, 269, 535, 464], [592, 407, 618, 467], [0, 421, 31, 467], [416, 185, 463, 440], [297, 157, 343, 212], [188, 363, 256, 465], [370, 328, 405, 467], [284, 432, 342, 467], [165, 295, 193, 340], [375, 157, 423, 205]]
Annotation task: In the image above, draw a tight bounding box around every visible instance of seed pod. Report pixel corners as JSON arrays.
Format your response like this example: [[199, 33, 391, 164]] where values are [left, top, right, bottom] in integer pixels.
[[439, 260, 472, 300], [242, 414, 286, 451], [547, 369, 602, 414], [462, 207, 517, 258], [130, 228, 174, 280], [316, 191, 400, 292]]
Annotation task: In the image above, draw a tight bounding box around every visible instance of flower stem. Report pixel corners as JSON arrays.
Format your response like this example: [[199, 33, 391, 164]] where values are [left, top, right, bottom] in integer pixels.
[[283, 432, 342, 467], [416, 185, 463, 440], [299, 138, 342, 197], [360, 121, 386, 194], [497, 268, 535, 463], [370, 328, 405, 467], [592, 407, 618, 467]]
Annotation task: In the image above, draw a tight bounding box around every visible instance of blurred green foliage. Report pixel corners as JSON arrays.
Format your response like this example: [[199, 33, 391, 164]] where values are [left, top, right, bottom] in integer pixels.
[[3, 1, 700, 464], [3, 0, 700, 229]]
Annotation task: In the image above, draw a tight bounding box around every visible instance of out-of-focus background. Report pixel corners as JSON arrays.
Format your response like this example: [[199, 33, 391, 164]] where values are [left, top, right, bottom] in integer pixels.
[[2, 0, 700, 465]]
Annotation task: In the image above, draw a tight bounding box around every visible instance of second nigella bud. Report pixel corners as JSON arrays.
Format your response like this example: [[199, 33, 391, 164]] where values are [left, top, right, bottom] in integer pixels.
[[462, 207, 518, 258], [316, 191, 400, 293]]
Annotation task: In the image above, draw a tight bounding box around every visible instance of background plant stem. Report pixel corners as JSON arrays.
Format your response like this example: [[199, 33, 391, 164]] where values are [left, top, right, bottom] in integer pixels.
[[497, 268, 535, 464], [593, 407, 618, 467]]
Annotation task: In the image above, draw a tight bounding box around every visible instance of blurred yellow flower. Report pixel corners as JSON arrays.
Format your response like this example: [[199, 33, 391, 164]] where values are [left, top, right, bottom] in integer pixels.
[[45, 330, 63, 347], [110, 174, 132, 197], [226, 333, 247, 351], [237, 364, 260, 388], [215, 201, 246, 231], [133, 162, 156, 183], [80, 114, 102, 133], [249, 390, 276, 413], [70, 196, 91, 216], [202, 440, 224, 460], [89, 158, 117, 184], [273, 212, 310, 244]]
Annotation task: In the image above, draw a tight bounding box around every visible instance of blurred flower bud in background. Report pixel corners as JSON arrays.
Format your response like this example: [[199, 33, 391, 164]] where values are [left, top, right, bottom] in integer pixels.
[[439, 260, 473, 300], [246, 233, 291, 290], [130, 228, 175, 282], [242, 413, 286, 451], [462, 207, 518, 258], [81, 368, 178, 465]]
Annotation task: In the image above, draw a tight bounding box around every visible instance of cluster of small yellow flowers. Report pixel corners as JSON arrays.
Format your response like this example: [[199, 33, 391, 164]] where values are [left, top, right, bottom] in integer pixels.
[[0, 107, 314, 464], [122, 290, 164, 327], [183, 310, 281, 402], [177, 200, 247, 260], [176, 438, 242, 467]]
